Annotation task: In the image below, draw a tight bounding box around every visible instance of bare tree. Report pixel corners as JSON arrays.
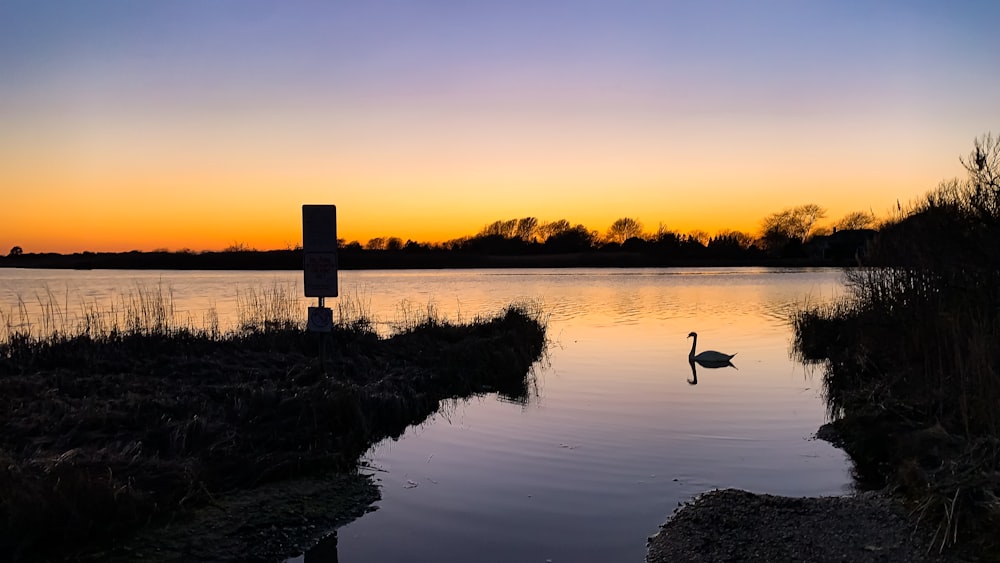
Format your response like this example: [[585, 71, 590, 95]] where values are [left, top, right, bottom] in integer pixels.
[[515, 217, 539, 242], [655, 223, 674, 238], [606, 217, 644, 244], [365, 237, 386, 251], [538, 219, 571, 241], [760, 204, 827, 243], [797, 204, 827, 237], [835, 211, 877, 231], [961, 133, 1000, 220], [480, 219, 518, 238]]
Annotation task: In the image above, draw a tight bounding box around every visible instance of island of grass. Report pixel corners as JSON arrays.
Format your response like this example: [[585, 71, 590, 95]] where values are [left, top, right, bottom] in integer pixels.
[[0, 295, 547, 561]]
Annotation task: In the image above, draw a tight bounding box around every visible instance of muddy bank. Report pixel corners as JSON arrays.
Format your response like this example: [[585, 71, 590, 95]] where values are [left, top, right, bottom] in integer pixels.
[[646, 488, 970, 563], [0, 305, 546, 561], [646, 424, 980, 562]]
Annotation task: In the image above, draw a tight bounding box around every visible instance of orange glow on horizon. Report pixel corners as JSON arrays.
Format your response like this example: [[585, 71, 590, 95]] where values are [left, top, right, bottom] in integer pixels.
[[2, 112, 969, 255], [1, 176, 948, 255], [2, 2, 997, 255]]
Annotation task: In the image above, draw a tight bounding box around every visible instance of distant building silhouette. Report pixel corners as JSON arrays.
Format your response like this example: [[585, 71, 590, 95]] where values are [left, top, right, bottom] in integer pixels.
[[805, 229, 876, 263]]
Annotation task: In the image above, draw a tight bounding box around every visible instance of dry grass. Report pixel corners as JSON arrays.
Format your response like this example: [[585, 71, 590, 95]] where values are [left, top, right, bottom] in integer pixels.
[[0, 282, 376, 343]]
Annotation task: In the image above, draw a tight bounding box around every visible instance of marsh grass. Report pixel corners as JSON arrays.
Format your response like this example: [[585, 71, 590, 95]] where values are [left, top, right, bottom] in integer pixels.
[[335, 286, 375, 333], [236, 281, 302, 332], [795, 268, 1000, 554], [1, 281, 309, 345], [390, 299, 449, 334], [794, 135, 1000, 556]]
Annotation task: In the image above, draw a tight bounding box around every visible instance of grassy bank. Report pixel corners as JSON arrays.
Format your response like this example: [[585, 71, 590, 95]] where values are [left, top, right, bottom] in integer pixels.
[[794, 135, 1000, 557], [0, 287, 547, 561]]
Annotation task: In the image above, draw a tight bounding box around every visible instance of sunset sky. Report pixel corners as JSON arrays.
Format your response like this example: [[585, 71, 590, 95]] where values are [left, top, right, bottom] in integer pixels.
[[2, 1, 998, 253]]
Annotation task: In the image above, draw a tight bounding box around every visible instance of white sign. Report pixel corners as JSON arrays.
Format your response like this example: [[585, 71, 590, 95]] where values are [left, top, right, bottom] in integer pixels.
[[302, 205, 338, 297], [307, 306, 333, 332], [303, 252, 338, 297]]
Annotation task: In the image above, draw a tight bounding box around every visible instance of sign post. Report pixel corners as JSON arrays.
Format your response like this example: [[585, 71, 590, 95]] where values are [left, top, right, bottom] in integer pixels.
[[302, 205, 338, 372]]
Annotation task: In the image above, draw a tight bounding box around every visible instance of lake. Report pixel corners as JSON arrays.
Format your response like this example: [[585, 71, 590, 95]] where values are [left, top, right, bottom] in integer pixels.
[[0, 267, 852, 562]]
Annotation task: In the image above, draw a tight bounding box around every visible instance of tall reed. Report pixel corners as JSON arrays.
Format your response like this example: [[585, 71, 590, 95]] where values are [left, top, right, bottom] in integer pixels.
[[236, 281, 302, 332]]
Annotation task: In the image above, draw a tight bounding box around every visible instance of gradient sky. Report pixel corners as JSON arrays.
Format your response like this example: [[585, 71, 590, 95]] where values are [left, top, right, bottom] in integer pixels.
[[2, 0, 998, 253]]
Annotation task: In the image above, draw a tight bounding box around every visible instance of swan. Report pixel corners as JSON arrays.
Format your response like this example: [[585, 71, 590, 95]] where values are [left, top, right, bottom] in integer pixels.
[[687, 332, 737, 363]]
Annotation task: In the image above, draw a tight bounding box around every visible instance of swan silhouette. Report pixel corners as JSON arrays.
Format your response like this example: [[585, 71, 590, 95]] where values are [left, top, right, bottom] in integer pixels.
[[687, 332, 737, 363]]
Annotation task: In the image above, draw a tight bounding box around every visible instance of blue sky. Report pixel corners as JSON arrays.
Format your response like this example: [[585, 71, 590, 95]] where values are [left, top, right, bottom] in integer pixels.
[[2, 1, 998, 251]]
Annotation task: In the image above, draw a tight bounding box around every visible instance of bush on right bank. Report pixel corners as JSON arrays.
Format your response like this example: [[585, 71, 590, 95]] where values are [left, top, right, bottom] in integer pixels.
[[794, 134, 1000, 556]]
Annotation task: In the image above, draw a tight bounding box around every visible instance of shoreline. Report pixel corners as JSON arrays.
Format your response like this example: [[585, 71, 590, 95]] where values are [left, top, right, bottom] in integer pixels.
[[646, 488, 970, 563], [0, 250, 859, 271], [646, 423, 978, 562]]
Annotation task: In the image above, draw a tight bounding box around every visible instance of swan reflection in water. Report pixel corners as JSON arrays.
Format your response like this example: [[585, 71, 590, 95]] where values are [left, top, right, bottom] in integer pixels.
[[686, 331, 738, 384], [688, 357, 737, 385]]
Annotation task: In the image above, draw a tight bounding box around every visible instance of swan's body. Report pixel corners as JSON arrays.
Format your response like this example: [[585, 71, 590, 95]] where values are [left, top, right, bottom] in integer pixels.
[[687, 332, 737, 363]]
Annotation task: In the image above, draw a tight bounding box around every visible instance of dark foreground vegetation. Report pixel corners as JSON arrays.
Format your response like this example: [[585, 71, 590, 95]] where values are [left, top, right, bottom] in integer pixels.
[[0, 298, 547, 561], [795, 134, 1000, 558]]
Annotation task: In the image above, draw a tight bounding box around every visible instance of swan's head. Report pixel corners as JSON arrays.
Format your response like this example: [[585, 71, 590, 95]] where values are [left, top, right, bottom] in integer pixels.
[[687, 332, 697, 338]]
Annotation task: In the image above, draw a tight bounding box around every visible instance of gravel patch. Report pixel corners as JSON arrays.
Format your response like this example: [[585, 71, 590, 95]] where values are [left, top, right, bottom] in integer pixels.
[[646, 488, 972, 563]]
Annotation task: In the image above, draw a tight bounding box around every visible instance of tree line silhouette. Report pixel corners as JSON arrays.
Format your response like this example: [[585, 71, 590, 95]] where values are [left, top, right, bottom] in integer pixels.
[[1, 204, 881, 270], [351, 204, 876, 255]]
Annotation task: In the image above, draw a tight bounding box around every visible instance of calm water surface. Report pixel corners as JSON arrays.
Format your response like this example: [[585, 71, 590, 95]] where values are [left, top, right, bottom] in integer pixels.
[[0, 267, 851, 562]]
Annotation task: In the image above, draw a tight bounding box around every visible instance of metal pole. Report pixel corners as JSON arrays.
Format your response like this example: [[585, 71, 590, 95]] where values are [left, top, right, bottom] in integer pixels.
[[318, 297, 327, 374]]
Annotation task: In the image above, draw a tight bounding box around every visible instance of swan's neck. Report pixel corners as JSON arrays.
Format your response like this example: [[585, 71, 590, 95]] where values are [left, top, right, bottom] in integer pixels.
[[688, 335, 697, 359]]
